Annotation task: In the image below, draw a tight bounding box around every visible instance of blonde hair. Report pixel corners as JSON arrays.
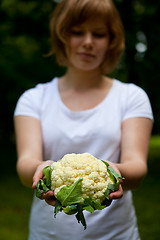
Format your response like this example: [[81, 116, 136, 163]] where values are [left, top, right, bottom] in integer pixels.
[[49, 0, 125, 74]]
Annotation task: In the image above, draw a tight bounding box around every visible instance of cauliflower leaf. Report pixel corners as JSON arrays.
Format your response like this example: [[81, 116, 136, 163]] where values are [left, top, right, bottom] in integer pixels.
[[56, 178, 83, 206], [76, 206, 87, 230]]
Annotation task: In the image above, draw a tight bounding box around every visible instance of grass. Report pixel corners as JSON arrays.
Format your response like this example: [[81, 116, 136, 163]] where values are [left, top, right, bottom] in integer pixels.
[[132, 136, 160, 240], [133, 174, 160, 240], [0, 176, 33, 240], [0, 135, 160, 240]]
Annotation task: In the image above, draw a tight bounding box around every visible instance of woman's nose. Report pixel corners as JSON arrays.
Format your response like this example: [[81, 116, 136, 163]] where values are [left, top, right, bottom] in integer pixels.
[[83, 32, 93, 48]]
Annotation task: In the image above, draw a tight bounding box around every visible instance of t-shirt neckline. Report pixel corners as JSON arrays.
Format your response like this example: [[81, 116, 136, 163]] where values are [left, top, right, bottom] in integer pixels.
[[54, 77, 116, 116]]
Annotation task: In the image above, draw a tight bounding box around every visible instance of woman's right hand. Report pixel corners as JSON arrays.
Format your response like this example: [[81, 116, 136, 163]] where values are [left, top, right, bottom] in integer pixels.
[[32, 160, 56, 206]]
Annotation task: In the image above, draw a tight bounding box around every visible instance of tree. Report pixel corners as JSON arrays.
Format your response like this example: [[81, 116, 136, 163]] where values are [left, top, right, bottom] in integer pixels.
[[114, 0, 160, 133], [0, 0, 159, 158]]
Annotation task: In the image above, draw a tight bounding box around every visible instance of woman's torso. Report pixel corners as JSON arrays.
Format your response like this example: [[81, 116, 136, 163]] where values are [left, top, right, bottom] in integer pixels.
[[14, 77, 153, 239]]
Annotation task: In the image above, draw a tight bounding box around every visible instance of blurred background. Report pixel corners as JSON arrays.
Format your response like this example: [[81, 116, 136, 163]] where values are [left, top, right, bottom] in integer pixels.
[[0, 0, 159, 239]]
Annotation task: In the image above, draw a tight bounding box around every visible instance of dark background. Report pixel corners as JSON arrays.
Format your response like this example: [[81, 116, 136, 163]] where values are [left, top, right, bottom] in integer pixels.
[[0, 0, 160, 173]]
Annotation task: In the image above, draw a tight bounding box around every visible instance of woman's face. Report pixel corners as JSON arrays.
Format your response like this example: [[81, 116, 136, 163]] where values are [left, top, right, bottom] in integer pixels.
[[66, 19, 109, 72]]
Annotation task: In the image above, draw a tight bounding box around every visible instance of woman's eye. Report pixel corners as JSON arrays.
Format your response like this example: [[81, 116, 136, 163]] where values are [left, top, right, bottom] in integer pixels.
[[93, 33, 107, 38], [71, 30, 83, 36]]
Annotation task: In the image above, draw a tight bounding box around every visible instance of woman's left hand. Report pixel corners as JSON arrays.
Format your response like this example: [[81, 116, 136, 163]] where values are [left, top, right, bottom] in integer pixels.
[[107, 161, 124, 200], [41, 191, 56, 206]]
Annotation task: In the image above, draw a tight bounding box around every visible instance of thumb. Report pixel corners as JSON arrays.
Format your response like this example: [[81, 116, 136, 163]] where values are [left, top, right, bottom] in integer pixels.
[[32, 160, 53, 189]]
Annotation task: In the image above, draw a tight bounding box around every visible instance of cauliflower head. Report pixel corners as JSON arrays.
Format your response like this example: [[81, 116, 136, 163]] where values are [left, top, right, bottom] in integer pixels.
[[51, 153, 114, 204], [36, 153, 123, 229]]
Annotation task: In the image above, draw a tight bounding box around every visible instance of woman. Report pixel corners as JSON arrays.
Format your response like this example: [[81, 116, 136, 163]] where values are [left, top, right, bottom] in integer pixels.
[[14, 0, 153, 239]]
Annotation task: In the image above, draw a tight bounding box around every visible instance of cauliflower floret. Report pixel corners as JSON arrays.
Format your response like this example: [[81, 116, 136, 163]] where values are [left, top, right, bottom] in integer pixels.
[[50, 153, 114, 203]]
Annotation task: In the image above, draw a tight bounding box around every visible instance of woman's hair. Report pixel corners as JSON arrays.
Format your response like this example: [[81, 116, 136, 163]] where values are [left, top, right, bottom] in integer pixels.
[[49, 0, 125, 74]]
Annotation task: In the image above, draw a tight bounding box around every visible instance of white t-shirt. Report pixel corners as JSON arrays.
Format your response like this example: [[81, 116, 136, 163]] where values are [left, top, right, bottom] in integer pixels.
[[14, 78, 153, 240]]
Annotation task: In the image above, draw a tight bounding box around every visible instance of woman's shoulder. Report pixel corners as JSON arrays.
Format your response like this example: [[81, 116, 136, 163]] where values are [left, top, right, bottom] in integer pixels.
[[20, 77, 58, 99], [113, 79, 149, 100], [30, 77, 57, 93], [114, 79, 143, 91], [113, 79, 153, 121], [14, 78, 58, 118]]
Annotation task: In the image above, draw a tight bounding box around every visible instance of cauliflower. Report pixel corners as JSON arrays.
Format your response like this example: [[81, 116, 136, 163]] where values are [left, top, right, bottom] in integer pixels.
[[36, 153, 124, 229], [51, 153, 114, 203]]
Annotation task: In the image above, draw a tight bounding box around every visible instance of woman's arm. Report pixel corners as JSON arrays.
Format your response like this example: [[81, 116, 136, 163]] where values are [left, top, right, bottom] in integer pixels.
[[14, 116, 52, 188], [116, 117, 153, 190]]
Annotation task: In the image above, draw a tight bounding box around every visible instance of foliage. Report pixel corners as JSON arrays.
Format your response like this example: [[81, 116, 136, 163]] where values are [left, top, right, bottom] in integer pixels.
[[0, 0, 64, 149], [0, 0, 159, 164], [114, 0, 160, 135]]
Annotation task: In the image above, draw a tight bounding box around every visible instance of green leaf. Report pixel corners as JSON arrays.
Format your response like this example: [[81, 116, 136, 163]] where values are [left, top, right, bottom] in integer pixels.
[[101, 160, 124, 201], [101, 160, 124, 181], [76, 206, 87, 230], [63, 205, 79, 215], [41, 179, 51, 192], [36, 180, 44, 198], [83, 197, 105, 212], [35, 165, 52, 198], [83, 197, 95, 212], [54, 200, 62, 217], [83, 205, 94, 213], [43, 166, 51, 188], [56, 179, 83, 206], [104, 180, 121, 200], [36, 179, 51, 198], [101, 160, 109, 168], [107, 167, 122, 180], [92, 200, 106, 210]]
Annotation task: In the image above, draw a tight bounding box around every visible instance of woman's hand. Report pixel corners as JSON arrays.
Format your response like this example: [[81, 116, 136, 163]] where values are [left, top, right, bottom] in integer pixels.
[[40, 191, 56, 206], [32, 160, 53, 188], [32, 160, 56, 206], [107, 161, 124, 200]]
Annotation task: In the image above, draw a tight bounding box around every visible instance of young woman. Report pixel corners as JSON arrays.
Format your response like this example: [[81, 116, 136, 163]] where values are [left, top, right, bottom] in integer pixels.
[[14, 0, 153, 239]]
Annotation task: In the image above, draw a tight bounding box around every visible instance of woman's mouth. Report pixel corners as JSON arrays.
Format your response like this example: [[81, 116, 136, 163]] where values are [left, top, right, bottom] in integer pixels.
[[77, 52, 95, 60]]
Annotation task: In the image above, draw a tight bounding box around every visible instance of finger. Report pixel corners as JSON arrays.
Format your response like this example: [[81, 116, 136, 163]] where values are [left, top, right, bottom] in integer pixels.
[[109, 184, 123, 200], [43, 191, 56, 206], [41, 191, 55, 199], [32, 160, 53, 189], [32, 167, 44, 189], [45, 197, 56, 206]]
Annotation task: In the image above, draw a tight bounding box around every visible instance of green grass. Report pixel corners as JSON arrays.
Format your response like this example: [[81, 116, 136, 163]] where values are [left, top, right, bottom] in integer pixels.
[[133, 176, 160, 240], [132, 135, 160, 240], [0, 135, 160, 240], [0, 176, 33, 240]]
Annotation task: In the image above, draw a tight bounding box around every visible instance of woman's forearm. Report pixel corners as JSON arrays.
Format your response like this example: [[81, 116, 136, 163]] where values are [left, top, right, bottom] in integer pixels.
[[115, 159, 148, 190], [118, 118, 152, 190], [17, 157, 53, 188], [16, 157, 42, 188]]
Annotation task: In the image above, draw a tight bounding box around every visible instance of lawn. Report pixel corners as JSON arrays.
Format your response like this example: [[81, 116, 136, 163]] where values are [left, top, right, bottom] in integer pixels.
[[0, 136, 160, 240], [132, 136, 160, 240], [0, 176, 33, 240]]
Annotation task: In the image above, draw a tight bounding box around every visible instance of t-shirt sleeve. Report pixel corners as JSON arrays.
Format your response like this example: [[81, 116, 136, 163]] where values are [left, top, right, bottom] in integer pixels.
[[122, 84, 153, 121], [14, 84, 42, 119]]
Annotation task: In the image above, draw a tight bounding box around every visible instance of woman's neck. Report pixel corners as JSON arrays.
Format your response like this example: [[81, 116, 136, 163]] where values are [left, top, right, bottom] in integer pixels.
[[58, 67, 113, 112], [61, 68, 106, 91]]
